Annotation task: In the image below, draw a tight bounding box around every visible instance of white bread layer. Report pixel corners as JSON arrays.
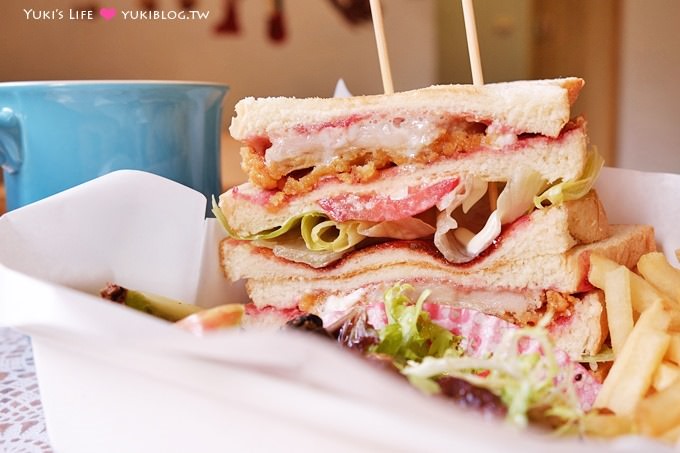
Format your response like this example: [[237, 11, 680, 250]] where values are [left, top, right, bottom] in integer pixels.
[[220, 125, 588, 237], [550, 290, 608, 359], [245, 277, 544, 320], [229, 78, 584, 141], [221, 224, 655, 302]]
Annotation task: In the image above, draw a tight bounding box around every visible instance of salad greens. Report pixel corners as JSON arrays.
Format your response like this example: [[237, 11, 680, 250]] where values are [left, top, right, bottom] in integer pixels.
[[371, 284, 585, 429], [301, 215, 364, 252], [439, 168, 545, 263], [402, 311, 584, 429], [370, 283, 460, 367], [534, 148, 604, 209], [213, 196, 365, 252]]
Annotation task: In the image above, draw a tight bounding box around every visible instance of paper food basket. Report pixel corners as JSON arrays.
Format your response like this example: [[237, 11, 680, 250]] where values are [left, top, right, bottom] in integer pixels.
[[1, 168, 678, 453]]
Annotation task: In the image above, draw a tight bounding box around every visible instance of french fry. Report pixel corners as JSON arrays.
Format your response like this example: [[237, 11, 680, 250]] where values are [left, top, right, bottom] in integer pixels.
[[665, 334, 680, 365], [588, 253, 619, 289], [581, 413, 633, 438], [675, 248, 680, 263], [590, 254, 680, 331], [629, 273, 672, 314], [589, 251, 680, 440], [652, 361, 680, 391], [589, 254, 671, 315], [594, 301, 670, 415], [660, 424, 680, 444], [603, 266, 634, 355], [667, 312, 680, 332], [637, 252, 680, 305], [634, 299, 671, 332], [635, 378, 680, 437]]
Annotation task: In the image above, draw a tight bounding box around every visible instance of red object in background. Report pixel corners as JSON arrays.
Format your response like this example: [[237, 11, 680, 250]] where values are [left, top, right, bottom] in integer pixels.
[[179, 0, 197, 10], [215, 0, 240, 34], [140, 0, 157, 11], [328, 0, 372, 25], [268, 0, 286, 43]]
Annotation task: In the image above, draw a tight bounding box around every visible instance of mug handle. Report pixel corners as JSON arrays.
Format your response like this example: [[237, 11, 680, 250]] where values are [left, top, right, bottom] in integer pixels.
[[0, 108, 22, 174]]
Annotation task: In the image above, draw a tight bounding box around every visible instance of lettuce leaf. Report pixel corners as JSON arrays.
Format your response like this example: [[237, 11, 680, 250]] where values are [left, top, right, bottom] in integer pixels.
[[534, 148, 604, 209], [212, 196, 237, 237], [301, 216, 365, 252], [371, 283, 459, 366], [214, 196, 434, 253], [213, 196, 361, 252], [434, 169, 545, 263], [453, 167, 545, 257], [402, 313, 584, 429], [433, 149, 602, 265], [249, 212, 323, 241], [213, 196, 321, 241]]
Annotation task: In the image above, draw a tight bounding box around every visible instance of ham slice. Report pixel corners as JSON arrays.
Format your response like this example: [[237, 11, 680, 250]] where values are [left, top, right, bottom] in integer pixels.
[[317, 178, 459, 222]]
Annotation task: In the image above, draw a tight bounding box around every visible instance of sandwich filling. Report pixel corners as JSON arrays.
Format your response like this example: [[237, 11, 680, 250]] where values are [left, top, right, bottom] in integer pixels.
[[246, 276, 596, 333], [241, 118, 583, 199], [245, 282, 602, 427], [223, 223, 653, 353], [216, 148, 603, 267]]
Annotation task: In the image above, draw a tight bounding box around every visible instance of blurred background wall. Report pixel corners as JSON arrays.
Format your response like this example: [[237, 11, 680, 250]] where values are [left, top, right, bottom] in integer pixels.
[[617, 0, 680, 173], [0, 0, 678, 190]]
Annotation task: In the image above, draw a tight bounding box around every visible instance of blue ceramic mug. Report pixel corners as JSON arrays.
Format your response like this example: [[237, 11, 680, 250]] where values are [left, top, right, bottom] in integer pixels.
[[0, 81, 228, 212]]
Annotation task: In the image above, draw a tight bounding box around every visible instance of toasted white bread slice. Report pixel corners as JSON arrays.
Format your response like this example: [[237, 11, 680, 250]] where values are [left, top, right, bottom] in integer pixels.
[[221, 224, 654, 318], [231, 78, 583, 141], [550, 290, 608, 359], [220, 125, 589, 237]]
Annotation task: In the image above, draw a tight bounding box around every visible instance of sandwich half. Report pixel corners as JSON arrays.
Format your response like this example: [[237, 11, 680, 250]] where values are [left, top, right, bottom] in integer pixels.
[[216, 78, 656, 361]]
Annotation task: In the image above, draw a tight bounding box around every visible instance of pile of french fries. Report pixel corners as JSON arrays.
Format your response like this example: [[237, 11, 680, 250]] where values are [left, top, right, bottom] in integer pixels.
[[583, 249, 680, 444]]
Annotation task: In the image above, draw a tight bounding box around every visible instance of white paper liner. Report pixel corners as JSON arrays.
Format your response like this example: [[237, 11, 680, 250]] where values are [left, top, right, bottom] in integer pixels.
[[0, 168, 678, 452]]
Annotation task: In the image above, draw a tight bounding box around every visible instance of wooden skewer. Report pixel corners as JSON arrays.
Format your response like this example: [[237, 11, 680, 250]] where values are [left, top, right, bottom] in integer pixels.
[[487, 180, 498, 211], [461, 0, 497, 209], [461, 0, 484, 86], [369, 0, 394, 94]]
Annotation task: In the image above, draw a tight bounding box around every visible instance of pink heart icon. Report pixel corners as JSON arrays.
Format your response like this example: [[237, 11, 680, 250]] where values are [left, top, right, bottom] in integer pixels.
[[99, 7, 116, 20]]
